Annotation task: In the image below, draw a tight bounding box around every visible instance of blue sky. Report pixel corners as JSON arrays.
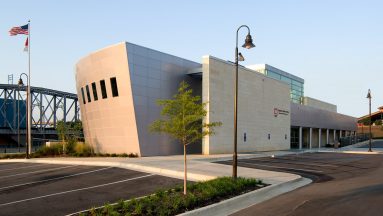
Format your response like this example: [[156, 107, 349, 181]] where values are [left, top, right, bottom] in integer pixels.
[[0, 0, 382, 117]]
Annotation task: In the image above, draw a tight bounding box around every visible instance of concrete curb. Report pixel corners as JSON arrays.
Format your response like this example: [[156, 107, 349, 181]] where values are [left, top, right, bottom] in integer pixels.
[[178, 177, 311, 216], [193, 151, 299, 163]]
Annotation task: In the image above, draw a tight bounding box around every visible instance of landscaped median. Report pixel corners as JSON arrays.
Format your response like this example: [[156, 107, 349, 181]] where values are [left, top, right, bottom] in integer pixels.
[[0, 143, 138, 159], [76, 177, 267, 216]]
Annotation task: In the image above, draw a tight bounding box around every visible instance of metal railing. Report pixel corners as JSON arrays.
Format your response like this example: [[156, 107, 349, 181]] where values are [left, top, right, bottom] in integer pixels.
[[339, 134, 369, 147]]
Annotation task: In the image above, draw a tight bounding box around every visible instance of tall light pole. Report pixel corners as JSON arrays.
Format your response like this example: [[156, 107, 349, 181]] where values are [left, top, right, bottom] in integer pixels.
[[366, 89, 372, 152], [18, 73, 31, 158], [17, 84, 20, 152], [233, 25, 255, 179]]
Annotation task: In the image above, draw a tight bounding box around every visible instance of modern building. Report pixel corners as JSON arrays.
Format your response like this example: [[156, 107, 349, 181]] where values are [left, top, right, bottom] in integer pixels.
[[247, 64, 304, 104], [76, 42, 357, 156]]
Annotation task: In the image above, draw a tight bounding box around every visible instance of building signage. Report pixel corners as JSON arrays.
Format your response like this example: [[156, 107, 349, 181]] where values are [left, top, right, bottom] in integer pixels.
[[274, 108, 289, 117]]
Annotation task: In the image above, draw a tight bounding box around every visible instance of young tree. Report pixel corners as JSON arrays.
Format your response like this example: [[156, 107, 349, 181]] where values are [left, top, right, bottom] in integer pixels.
[[150, 81, 221, 195], [56, 121, 68, 153], [56, 120, 83, 155]]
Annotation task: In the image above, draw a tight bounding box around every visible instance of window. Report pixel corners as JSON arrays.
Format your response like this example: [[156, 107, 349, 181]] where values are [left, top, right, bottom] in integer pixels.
[[267, 70, 281, 80], [91, 82, 98, 101], [85, 85, 91, 103], [280, 75, 291, 83], [292, 80, 303, 87], [81, 87, 86, 104], [100, 80, 107, 99], [110, 77, 119, 97]]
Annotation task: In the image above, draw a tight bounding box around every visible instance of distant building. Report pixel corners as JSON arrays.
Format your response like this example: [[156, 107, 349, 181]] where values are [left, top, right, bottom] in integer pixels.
[[357, 106, 383, 138], [76, 42, 357, 156]]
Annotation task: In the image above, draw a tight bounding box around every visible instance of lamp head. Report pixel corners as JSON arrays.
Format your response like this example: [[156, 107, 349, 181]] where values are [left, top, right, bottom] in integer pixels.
[[242, 34, 255, 49], [238, 52, 245, 61], [367, 89, 371, 99], [18, 78, 24, 86]]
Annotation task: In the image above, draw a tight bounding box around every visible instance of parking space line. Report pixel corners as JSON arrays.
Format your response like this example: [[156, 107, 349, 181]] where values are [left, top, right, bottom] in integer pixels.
[[0, 164, 49, 172], [238, 161, 324, 173], [0, 167, 113, 191], [0, 165, 78, 179], [0, 174, 155, 207]]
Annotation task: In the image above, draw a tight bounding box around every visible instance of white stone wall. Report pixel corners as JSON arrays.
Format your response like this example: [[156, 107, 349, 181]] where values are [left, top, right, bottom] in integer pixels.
[[202, 56, 291, 154]]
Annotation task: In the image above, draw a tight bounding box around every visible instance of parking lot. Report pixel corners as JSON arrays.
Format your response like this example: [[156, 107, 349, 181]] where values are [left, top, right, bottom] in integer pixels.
[[0, 162, 182, 216], [217, 152, 383, 216], [219, 152, 379, 182]]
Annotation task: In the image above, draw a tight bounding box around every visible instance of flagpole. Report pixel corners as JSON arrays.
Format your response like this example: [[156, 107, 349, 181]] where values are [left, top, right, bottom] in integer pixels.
[[27, 20, 32, 157]]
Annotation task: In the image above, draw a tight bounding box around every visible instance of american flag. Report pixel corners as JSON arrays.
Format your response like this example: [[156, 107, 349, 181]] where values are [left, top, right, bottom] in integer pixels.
[[9, 24, 29, 36]]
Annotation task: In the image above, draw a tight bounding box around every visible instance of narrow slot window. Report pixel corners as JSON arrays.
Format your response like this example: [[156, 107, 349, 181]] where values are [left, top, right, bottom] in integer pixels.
[[91, 82, 98, 101], [85, 85, 91, 103], [100, 80, 107, 99], [110, 77, 119, 97], [81, 87, 86, 104]]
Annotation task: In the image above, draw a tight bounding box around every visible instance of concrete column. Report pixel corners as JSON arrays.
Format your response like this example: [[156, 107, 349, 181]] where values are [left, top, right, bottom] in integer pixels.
[[299, 127, 303, 150], [334, 130, 336, 143], [318, 128, 322, 149], [309, 128, 313, 149], [340, 130, 343, 138], [326, 129, 329, 144]]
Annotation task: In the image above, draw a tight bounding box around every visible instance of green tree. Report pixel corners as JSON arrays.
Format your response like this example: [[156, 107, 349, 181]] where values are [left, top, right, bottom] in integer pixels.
[[56, 120, 68, 142], [56, 120, 83, 154], [150, 81, 221, 195]]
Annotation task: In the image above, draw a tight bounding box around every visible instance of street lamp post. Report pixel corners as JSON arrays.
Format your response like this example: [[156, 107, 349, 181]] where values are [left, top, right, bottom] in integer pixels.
[[233, 25, 255, 179], [17, 85, 20, 152], [366, 89, 372, 152], [18, 73, 31, 158]]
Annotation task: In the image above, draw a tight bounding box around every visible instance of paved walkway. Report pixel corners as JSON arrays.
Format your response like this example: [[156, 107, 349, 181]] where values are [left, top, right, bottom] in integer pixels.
[[2, 140, 382, 185], [1, 151, 302, 185], [319, 139, 383, 154]]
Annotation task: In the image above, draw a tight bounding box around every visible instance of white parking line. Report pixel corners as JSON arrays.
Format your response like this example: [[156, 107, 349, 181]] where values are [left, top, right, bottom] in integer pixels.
[[0, 164, 48, 172], [0, 174, 155, 207], [0, 165, 78, 179], [0, 167, 113, 191], [238, 161, 324, 173]]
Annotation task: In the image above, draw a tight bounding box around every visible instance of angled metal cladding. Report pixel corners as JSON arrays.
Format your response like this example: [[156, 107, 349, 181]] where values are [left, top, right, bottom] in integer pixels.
[[76, 42, 202, 156], [126, 42, 202, 156], [75, 42, 141, 155]]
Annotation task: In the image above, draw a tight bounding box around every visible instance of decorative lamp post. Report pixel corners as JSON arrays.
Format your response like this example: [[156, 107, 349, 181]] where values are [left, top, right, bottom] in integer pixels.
[[233, 25, 255, 179], [18, 73, 30, 158]]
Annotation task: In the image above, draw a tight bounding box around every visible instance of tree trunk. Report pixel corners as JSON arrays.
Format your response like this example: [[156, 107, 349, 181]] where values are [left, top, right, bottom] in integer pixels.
[[184, 144, 187, 195]]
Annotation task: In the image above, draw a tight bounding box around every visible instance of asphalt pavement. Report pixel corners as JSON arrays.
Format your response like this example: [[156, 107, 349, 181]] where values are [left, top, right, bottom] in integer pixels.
[[0, 162, 182, 216], [358, 139, 383, 148], [220, 152, 383, 216]]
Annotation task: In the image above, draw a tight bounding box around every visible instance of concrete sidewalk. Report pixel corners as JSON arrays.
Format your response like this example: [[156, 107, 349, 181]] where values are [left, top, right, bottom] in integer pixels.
[[1, 151, 301, 185], [2, 144, 380, 183], [318, 139, 383, 154]]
